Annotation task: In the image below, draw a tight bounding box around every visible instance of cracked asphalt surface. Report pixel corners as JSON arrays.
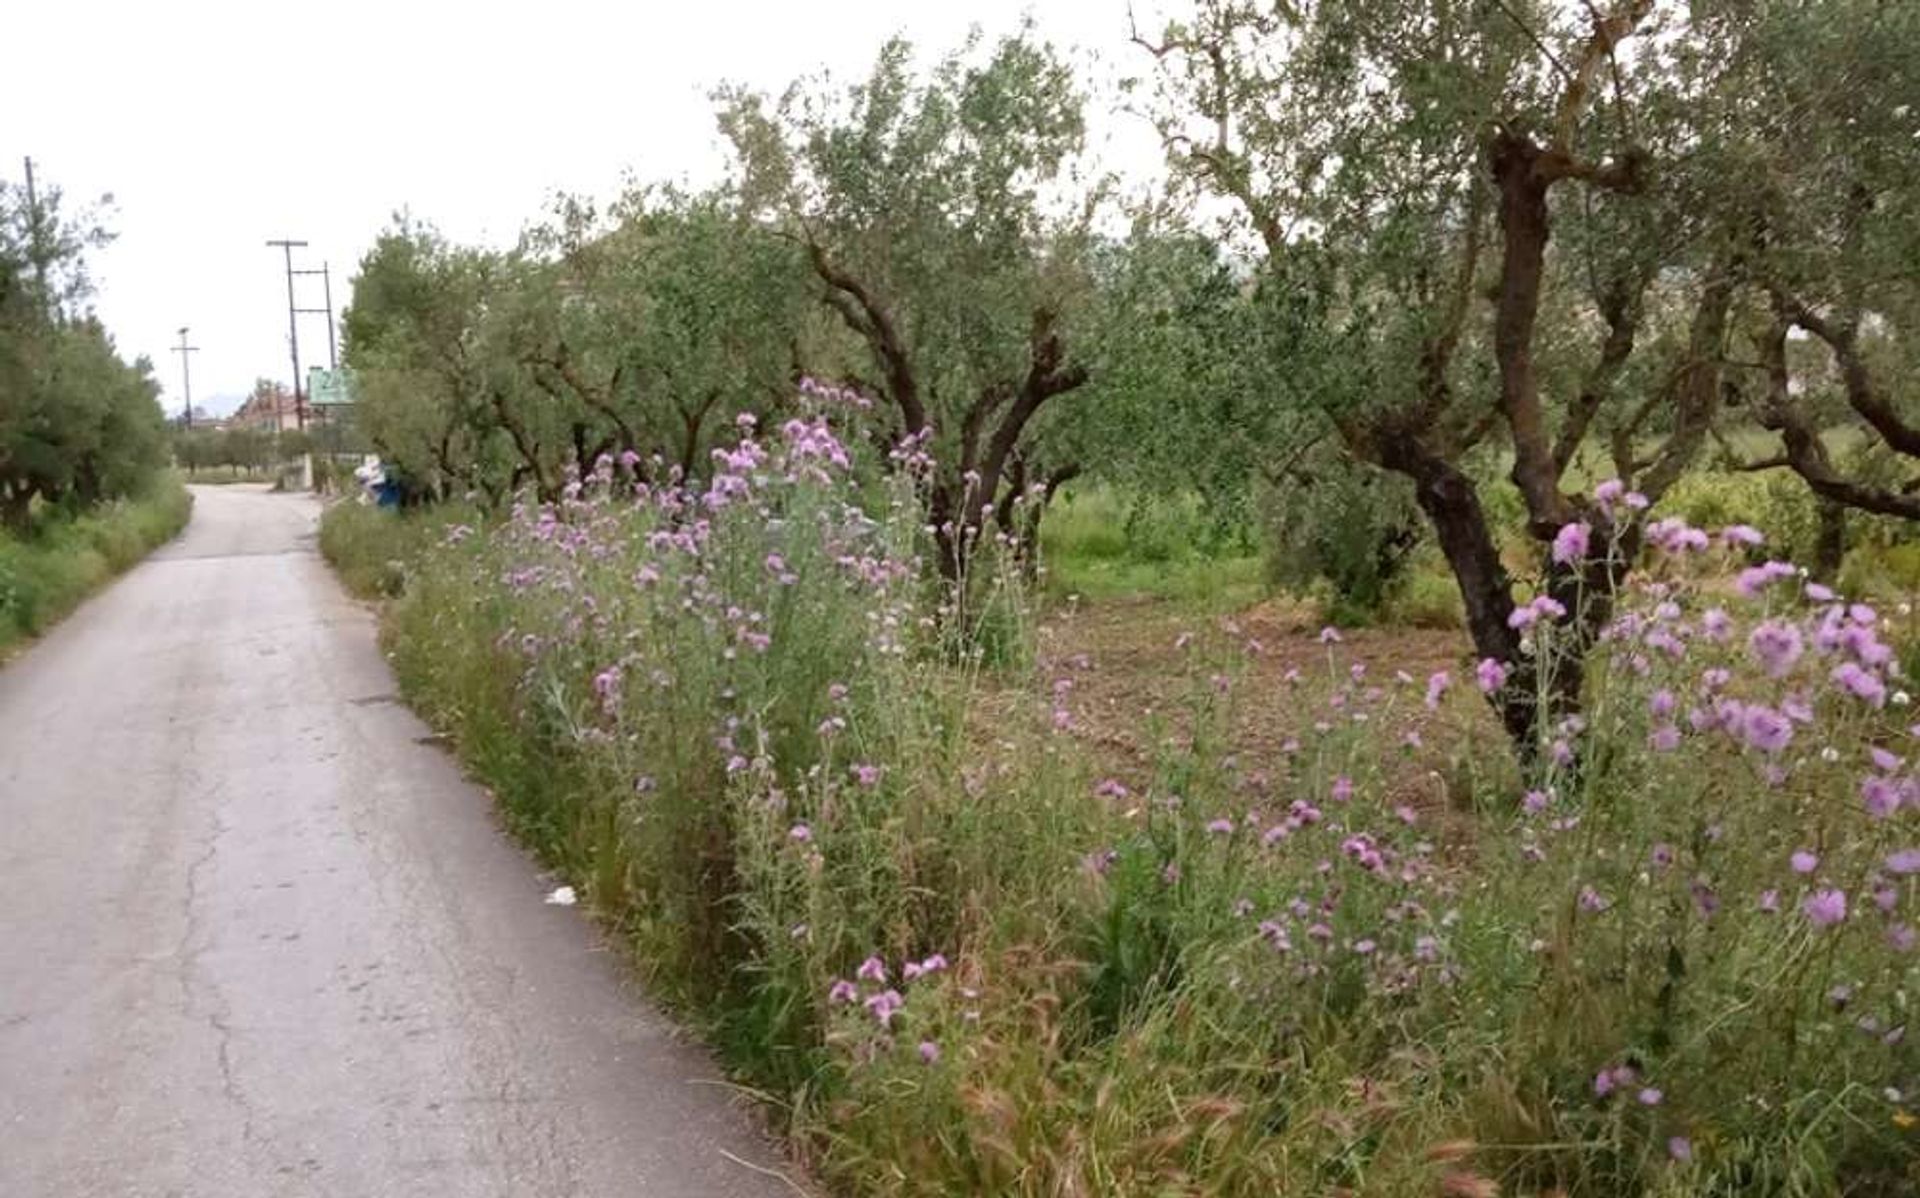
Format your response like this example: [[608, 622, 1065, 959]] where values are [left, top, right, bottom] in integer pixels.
[[0, 486, 798, 1198]]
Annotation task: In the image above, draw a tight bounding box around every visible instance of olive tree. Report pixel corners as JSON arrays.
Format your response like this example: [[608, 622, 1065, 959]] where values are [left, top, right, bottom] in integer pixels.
[[1, 172, 165, 531], [718, 31, 1103, 583], [1137, 0, 1798, 758]]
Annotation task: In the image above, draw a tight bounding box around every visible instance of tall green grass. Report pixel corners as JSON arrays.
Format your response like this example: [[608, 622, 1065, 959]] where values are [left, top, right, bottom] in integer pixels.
[[324, 422, 1920, 1196], [318, 499, 472, 599], [1040, 485, 1265, 610], [0, 475, 193, 654]]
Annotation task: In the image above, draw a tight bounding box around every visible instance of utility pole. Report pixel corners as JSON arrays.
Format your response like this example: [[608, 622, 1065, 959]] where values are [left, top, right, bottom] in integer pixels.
[[265, 238, 308, 430], [291, 260, 337, 371], [171, 326, 199, 430]]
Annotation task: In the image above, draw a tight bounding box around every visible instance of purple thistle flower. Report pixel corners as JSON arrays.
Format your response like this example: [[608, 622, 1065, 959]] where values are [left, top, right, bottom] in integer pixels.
[[1833, 661, 1889, 708], [1887, 850, 1920, 875], [1864, 775, 1903, 819], [1748, 619, 1805, 678], [828, 979, 858, 1004], [918, 1040, 940, 1064], [1552, 521, 1592, 565], [856, 956, 888, 984], [1790, 850, 1819, 874], [1803, 888, 1848, 928], [1476, 658, 1509, 694], [863, 988, 904, 1027]]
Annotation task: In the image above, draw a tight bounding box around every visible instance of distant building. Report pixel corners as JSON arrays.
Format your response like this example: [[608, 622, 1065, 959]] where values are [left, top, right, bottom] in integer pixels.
[[228, 382, 301, 433]]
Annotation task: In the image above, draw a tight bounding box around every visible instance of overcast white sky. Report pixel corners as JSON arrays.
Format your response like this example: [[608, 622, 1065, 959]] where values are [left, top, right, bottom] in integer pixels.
[[2, 0, 1171, 416]]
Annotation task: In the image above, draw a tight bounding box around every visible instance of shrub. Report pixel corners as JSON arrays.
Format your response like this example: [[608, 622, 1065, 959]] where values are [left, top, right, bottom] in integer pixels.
[[1260, 454, 1422, 623], [0, 474, 191, 650], [318, 500, 467, 599], [339, 423, 1920, 1195]]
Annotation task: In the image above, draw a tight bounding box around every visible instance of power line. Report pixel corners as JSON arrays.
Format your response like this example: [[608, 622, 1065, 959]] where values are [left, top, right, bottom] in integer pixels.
[[265, 239, 309, 431], [291, 261, 338, 371], [171, 326, 199, 430]]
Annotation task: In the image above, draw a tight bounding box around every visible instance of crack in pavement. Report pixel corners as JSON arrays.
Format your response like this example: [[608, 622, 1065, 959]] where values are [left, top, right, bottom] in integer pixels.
[[171, 794, 267, 1151]]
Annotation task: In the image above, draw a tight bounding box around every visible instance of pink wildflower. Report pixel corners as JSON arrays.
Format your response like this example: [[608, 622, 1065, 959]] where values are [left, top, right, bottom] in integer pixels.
[[1863, 775, 1903, 819], [1748, 620, 1804, 677], [1476, 658, 1509, 694], [1886, 850, 1920, 875], [1803, 888, 1848, 928], [1742, 705, 1794, 754], [1552, 521, 1591, 565]]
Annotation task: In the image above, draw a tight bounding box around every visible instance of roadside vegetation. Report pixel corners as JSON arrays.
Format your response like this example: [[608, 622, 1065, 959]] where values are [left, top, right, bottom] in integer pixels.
[[1, 165, 182, 653], [326, 3, 1920, 1193], [0, 473, 190, 652]]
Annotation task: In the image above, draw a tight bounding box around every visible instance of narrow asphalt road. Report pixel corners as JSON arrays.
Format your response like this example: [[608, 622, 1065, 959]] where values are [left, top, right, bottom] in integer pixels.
[[0, 486, 799, 1198]]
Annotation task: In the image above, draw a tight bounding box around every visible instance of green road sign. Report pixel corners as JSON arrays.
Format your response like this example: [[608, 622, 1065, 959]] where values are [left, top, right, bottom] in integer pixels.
[[307, 366, 357, 407]]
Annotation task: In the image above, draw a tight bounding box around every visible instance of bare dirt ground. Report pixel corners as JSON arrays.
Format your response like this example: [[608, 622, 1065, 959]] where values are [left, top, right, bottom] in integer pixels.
[[1026, 594, 1509, 814]]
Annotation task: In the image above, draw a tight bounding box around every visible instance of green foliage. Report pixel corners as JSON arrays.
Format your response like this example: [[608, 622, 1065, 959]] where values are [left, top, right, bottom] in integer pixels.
[[318, 500, 467, 599], [0, 170, 169, 531], [343, 195, 817, 504], [720, 30, 1105, 582], [1038, 485, 1264, 609], [1840, 543, 1920, 606], [1260, 450, 1423, 624], [0, 473, 189, 650], [172, 426, 291, 477], [1661, 471, 1825, 560], [334, 468, 1920, 1193]]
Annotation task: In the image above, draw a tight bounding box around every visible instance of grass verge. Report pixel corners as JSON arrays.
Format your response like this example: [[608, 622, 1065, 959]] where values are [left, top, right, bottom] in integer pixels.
[[0, 474, 193, 656], [320, 459, 1920, 1196]]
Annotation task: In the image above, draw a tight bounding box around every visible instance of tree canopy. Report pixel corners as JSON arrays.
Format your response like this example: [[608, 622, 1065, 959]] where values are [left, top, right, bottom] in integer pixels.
[[0, 171, 167, 532]]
